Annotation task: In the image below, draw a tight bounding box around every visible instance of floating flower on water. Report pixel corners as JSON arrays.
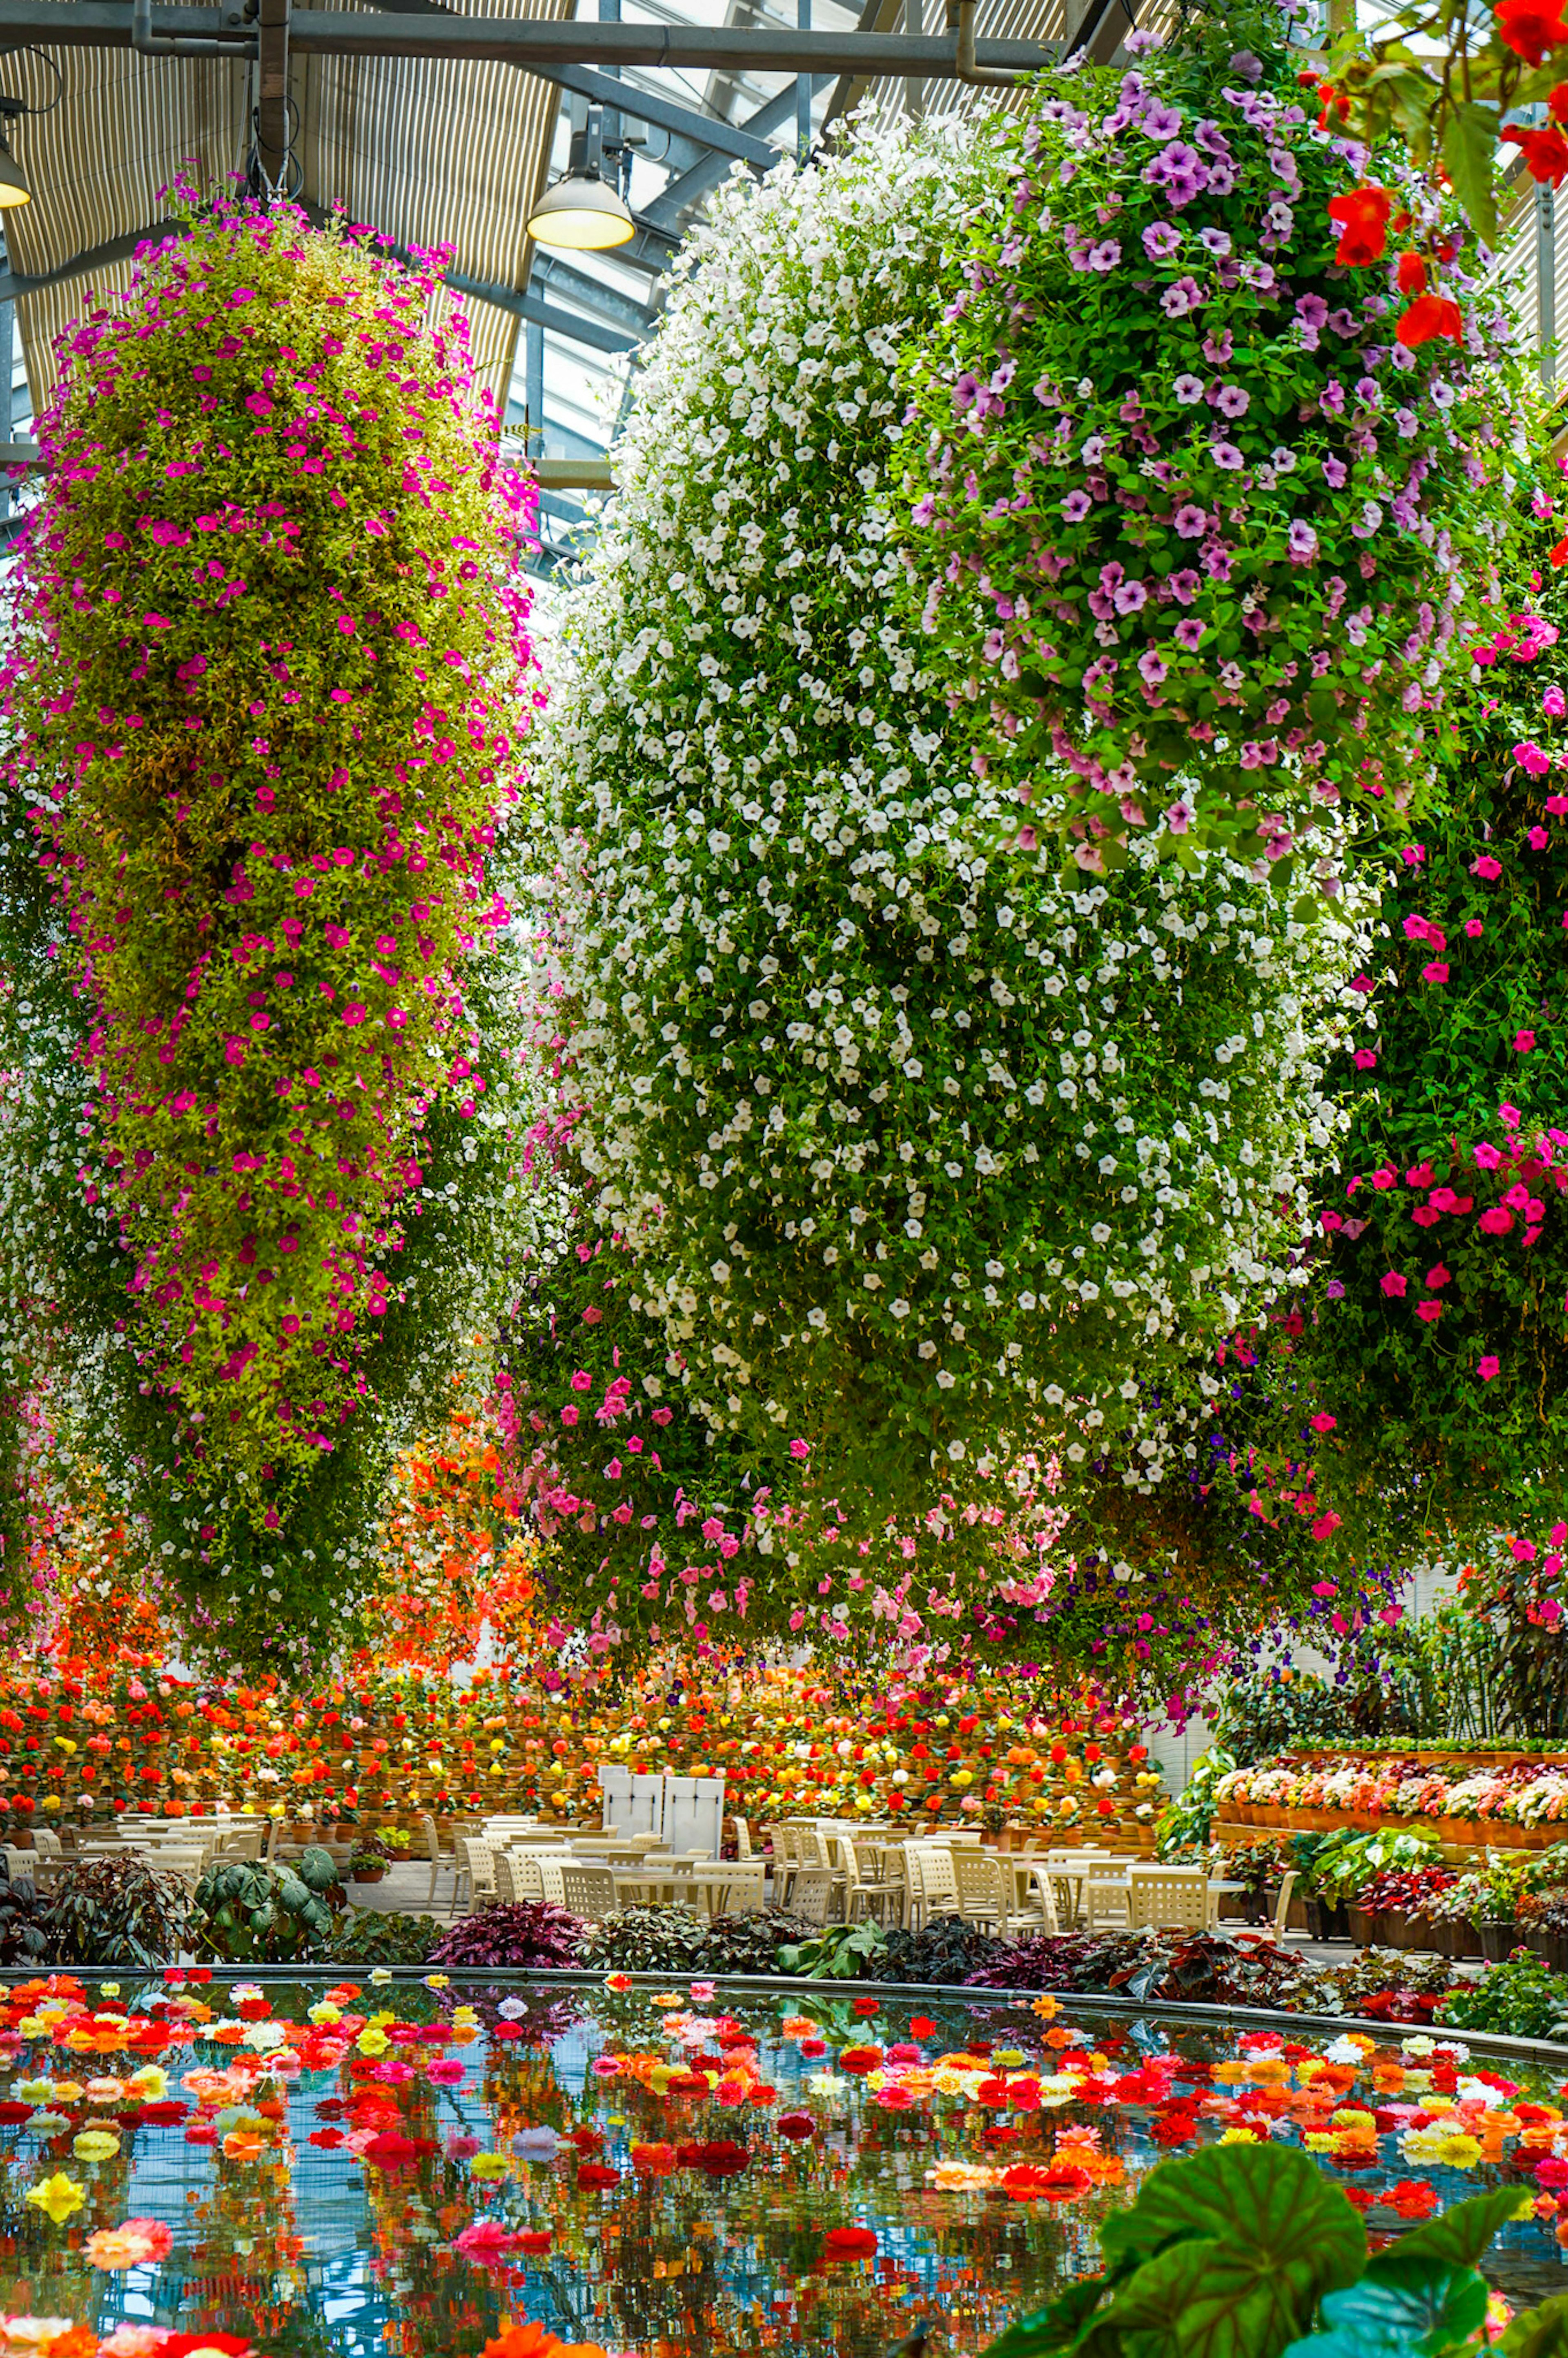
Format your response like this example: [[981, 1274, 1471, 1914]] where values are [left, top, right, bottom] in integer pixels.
[[24, 2173, 85, 2225], [822, 2227, 878, 2262], [71, 2131, 120, 2164], [85, 2218, 174, 2271]]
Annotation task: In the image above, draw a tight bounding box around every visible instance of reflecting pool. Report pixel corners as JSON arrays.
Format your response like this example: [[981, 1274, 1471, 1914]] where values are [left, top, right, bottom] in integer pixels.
[[0, 1972, 1560, 2356]]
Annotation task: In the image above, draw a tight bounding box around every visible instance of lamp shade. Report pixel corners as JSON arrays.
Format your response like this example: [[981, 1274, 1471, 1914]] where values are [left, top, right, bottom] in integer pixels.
[[0, 134, 29, 210], [526, 171, 633, 253]]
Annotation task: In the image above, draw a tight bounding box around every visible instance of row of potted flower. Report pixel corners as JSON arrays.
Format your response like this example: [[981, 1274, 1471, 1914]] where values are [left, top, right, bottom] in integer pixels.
[[1215, 1751, 1568, 1833]]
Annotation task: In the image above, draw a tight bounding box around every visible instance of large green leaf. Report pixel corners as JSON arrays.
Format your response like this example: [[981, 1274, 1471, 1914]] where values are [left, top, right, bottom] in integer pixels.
[[1289, 2255, 1488, 2356], [1499, 2291, 1568, 2356], [981, 2278, 1109, 2357], [1085, 2235, 1315, 2358], [1099, 2144, 1364, 2307], [1392, 2186, 1522, 2270]]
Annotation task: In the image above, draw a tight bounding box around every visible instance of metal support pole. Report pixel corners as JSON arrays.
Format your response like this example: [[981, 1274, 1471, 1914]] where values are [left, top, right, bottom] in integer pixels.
[[797, 0, 810, 161], [904, 0, 922, 121], [1539, 181, 1557, 388], [525, 316, 545, 456], [255, 0, 290, 194], [0, 234, 13, 523], [599, 0, 620, 160]]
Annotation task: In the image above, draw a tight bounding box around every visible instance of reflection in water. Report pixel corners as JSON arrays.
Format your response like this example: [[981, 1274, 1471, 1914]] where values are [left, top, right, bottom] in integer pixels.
[[0, 1976, 1558, 2356]]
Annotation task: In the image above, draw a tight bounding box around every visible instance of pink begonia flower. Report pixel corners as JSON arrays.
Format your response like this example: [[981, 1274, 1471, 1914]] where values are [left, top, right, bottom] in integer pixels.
[[1515, 1029, 1538, 1052], [1471, 854, 1503, 880], [1380, 1272, 1408, 1297], [1414, 1300, 1442, 1322], [1478, 1356, 1501, 1381], [1420, 961, 1450, 983]]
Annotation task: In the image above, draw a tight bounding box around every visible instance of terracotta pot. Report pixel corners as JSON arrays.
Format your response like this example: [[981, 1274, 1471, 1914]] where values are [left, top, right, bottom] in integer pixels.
[[351, 1865, 387, 1885]]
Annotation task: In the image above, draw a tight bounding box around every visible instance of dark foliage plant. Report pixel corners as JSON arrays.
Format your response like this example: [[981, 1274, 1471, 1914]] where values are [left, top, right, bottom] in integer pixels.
[[876, 1914, 1007, 1986], [575, 1905, 710, 1975], [428, 1899, 585, 1971], [42, 1853, 190, 1970], [0, 1857, 48, 1970]]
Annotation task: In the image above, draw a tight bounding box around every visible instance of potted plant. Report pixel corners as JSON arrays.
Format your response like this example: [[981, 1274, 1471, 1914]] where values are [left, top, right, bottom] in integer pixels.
[[349, 1838, 390, 1887]]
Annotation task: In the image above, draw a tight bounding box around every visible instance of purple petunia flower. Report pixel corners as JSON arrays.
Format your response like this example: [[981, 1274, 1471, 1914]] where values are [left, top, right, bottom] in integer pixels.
[[1295, 293, 1328, 330], [1173, 617, 1205, 650], [1061, 490, 1092, 522], [1142, 220, 1183, 260], [1174, 504, 1209, 538], [1138, 649, 1169, 687], [1087, 238, 1121, 272], [1211, 441, 1245, 470], [1173, 373, 1205, 404], [1144, 145, 1209, 208], [1160, 276, 1205, 318], [1168, 568, 1201, 605], [1113, 579, 1148, 614], [1327, 308, 1359, 337], [1198, 227, 1232, 256], [1287, 519, 1318, 562], [1141, 104, 1185, 142], [1215, 384, 1250, 419]]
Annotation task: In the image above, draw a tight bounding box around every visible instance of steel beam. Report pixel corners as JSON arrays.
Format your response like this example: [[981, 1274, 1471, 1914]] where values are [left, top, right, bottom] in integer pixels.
[[445, 273, 640, 354], [0, 219, 181, 304], [641, 79, 825, 226], [531, 61, 781, 166], [0, 2, 1056, 76]]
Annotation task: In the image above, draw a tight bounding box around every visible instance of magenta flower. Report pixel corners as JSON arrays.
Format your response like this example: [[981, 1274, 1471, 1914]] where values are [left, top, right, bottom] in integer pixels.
[[1380, 1272, 1408, 1297], [1479, 1356, 1502, 1381]]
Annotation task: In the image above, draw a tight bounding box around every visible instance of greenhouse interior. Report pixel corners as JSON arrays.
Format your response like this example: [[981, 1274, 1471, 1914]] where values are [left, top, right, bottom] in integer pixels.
[[7, 0, 1568, 2349]]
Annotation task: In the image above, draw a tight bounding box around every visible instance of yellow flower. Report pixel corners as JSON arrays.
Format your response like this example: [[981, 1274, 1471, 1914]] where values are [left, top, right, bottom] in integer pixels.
[[356, 2028, 389, 2059], [368, 1968, 393, 1986], [72, 2131, 121, 2163], [24, 2172, 85, 2224], [469, 2153, 512, 2181], [1303, 2132, 1336, 2153], [307, 2004, 342, 2027], [1437, 2133, 1483, 2169], [1330, 2109, 1376, 2136], [127, 2067, 168, 2102], [1219, 2128, 1259, 2145], [423, 1974, 450, 1990]]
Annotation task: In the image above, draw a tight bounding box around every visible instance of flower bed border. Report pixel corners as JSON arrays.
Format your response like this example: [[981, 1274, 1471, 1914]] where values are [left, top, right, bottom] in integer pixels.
[[1216, 1809, 1568, 1848]]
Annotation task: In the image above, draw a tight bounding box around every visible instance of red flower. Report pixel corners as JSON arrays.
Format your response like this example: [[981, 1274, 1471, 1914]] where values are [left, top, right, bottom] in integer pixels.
[[1327, 185, 1393, 267], [1498, 0, 1568, 63], [852, 1996, 881, 2018], [517, 2230, 553, 2254], [1396, 251, 1428, 295], [1502, 123, 1568, 184], [777, 2111, 817, 2141], [837, 2046, 883, 2075], [576, 2162, 621, 2189], [822, 2227, 878, 2261], [1396, 295, 1465, 350], [908, 2016, 935, 2038]]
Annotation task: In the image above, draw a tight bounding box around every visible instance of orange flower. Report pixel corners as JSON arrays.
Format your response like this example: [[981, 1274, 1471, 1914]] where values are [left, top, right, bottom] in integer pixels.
[[1326, 184, 1393, 267], [481, 2330, 566, 2358], [1396, 294, 1465, 348], [1498, 0, 1568, 65]]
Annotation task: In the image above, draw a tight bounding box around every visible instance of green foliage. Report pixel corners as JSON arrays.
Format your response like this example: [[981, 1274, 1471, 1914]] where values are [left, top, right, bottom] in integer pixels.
[[775, 1919, 888, 1980], [982, 2155, 1528, 2358], [1155, 1748, 1234, 1855], [327, 1906, 442, 1968], [192, 1846, 341, 1963], [1437, 1945, 1568, 2039]]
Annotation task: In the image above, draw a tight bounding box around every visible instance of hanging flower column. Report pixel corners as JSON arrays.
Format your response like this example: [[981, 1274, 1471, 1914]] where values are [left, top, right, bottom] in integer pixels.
[[0, 198, 540, 1626]]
